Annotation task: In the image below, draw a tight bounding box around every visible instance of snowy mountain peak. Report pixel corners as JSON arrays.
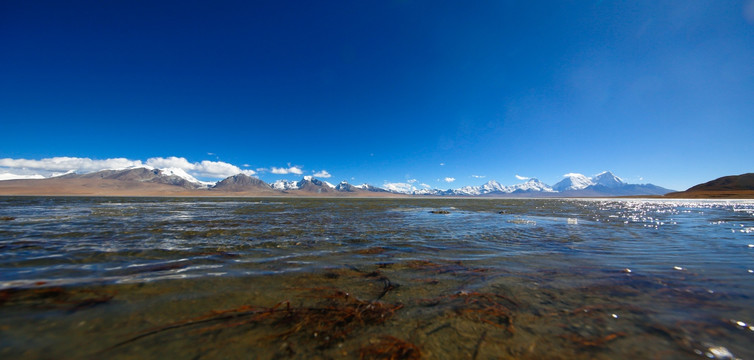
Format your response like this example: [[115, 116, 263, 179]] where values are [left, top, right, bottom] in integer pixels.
[[512, 178, 555, 192], [335, 181, 358, 192], [553, 173, 594, 191], [271, 179, 299, 190], [593, 171, 624, 188], [481, 180, 507, 192]]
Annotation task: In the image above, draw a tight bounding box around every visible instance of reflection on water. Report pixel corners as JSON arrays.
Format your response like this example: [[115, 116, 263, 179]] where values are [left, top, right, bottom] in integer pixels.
[[0, 197, 753, 359]]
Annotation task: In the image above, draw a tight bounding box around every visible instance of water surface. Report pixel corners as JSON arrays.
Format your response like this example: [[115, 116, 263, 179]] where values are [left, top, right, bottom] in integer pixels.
[[1, 197, 752, 359]]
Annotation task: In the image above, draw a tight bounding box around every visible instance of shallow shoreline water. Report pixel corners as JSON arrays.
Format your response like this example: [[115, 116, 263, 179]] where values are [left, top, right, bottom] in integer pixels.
[[1, 197, 752, 359]]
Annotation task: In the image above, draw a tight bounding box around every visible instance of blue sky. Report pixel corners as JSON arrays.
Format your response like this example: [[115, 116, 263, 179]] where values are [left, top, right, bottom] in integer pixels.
[[1, 1, 753, 191]]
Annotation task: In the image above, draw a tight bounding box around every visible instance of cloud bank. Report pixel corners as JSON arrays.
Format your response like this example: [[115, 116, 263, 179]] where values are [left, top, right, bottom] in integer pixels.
[[515, 175, 530, 181], [0, 156, 254, 180]]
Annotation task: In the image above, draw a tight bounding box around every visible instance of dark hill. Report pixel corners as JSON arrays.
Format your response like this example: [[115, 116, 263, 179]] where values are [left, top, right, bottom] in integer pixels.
[[212, 174, 272, 192], [687, 173, 754, 192], [665, 173, 754, 198]]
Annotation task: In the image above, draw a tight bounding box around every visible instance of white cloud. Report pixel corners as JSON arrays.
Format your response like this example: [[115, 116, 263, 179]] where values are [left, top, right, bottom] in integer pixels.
[[271, 166, 303, 175], [515, 175, 530, 181], [145, 156, 192, 169], [0, 172, 45, 181], [439, 163, 445, 166], [382, 182, 416, 194], [471, 175, 485, 178], [444, 177, 456, 183], [407, 179, 417, 183], [0, 157, 143, 173], [197, 160, 254, 178], [420, 183, 431, 188], [312, 170, 331, 178]]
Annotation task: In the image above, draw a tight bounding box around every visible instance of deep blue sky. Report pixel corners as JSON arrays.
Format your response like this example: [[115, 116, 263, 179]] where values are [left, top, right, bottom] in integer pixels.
[[1, 1, 753, 190]]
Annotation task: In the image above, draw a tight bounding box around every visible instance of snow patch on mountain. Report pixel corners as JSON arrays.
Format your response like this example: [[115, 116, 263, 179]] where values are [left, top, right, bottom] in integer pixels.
[[159, 167, 215, 188]]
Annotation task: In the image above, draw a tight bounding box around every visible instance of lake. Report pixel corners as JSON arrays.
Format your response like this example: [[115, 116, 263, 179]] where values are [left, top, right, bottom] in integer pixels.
[[1, 197, 752, 359]]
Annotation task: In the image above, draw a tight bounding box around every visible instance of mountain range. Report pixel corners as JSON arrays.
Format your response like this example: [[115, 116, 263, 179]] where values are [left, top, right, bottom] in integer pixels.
[[397, 172, 672, 197], [0, 167, 675, 197]]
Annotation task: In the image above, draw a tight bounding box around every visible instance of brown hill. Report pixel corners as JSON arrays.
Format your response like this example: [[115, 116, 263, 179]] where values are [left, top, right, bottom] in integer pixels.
[[665, 173, 754, 198], [0, 177, 209, 196], [686, 173, 754, 192], [67, 168, 203, 189], [212, 174, 273, 192]]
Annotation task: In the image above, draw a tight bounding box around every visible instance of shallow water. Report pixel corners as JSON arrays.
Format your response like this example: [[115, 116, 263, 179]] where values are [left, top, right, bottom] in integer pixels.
[[0, 197, 753, 359]]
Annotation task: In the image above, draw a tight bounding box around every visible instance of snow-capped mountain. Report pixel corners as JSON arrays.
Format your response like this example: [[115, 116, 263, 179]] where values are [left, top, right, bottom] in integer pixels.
[[553, 173, 594, 191], [296, 176, 334, 193], [592, 171, 624, 188], [413, 188, 447, 195], [271, 179, 299, 190], [444, 179, 553, 196], [509, 178, 555, 193], [335, 181, 358, 192], [454, 180, 510, 195], [382, 183, 416, 194], [401, 171, 669, 197], [354, 183, 389, 192]]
